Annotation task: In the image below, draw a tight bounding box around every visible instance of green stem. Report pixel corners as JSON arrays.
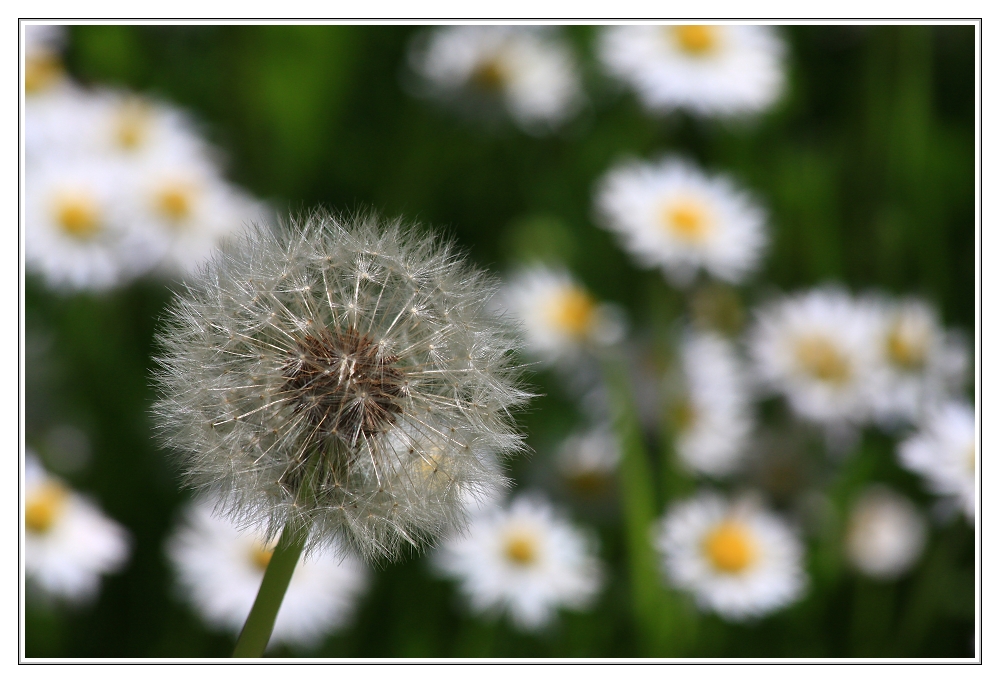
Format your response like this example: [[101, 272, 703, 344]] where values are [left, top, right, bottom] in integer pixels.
[[232, 523, 309, 658]]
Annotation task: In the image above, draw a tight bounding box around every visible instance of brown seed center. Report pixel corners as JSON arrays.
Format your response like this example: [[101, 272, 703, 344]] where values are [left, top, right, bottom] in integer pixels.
[[283, 326, 405, 446]]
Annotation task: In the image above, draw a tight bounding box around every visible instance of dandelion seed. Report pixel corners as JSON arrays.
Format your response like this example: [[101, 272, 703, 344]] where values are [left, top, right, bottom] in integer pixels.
[[845, 486, 926, 580], [153, 210, 530, 562], [24, 452, 130, 604], [598, 24, 785, 118], [433, 494, 602, 630], [654, 491, 806, 621], [166, 496, 369, 649]]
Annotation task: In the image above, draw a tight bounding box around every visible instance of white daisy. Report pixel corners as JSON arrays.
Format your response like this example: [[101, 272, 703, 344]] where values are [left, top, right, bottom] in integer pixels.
[[433, 494, 602, 631], [654, 491, 806, 621], [844, 486, 926, 580], [408, 25, 583, 133], [898, 401, 976, 522], [748, 288, 881, 425], [166, 497, 369, 650], [498, 266, 624, 367], [24, 453, 130, 604], [594, 157, 768, 286], [556, 426, 620, 496], [24, 24, 69, 96], [666, 331, 753, 477], [869, 297, 969, 426], [127, 151, 265, 276], [26, 155, 166, 290], [598, 24, 785, 118], [25, 75, 98, 167]]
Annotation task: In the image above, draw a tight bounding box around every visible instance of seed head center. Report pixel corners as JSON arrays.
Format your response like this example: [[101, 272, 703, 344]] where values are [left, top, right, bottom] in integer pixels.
[[284, 326, 405, 445]]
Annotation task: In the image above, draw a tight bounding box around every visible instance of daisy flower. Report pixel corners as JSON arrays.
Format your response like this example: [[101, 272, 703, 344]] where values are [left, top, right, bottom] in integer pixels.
[[597, 24, 785, 118], [498, 266, 624, 367], [654, 491, 806, 621], [595, 157, 768, 286], [556, 426, 620, 497], [167, 497, 369, 650], [869, 297, 969, 426], [748, 288, 881, 426], [25, 156, 165, 290], [153, 211, 530, 562], [898, 401, 976, 522], [666, 331, 753, 477], [24, 24, 69, 96], [433, 494, 602, 631], [844, 486, 926, 580], [408, 25, 583, 134], [24, 453, 130, 604]]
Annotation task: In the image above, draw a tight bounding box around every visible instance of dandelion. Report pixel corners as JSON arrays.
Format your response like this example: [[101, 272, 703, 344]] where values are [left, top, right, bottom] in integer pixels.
[[665, 331, 753, 477], [869, 297, 969, 426], [597, 24, 785, 118], [556, 426, 620, 497], [898, 401, 976, 522], [595, 157, 768, 286], [844, 486, 926, 580], [654, 491, 806, 621], [433, 494, 602, 630], [407, 25, 583, 134], [748, 288, 880, 426], [153, 210, 529, 563], [24, 452, 130, 604], [167, 496, 369, 650], [498, 265, 624, 367]]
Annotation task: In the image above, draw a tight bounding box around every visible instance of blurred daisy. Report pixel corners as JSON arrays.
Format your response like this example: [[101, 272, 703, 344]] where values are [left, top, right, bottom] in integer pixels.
[[598, 24, 785, 118], [556, 427, 620, 497], [166, 497, 369, 650], [844, 486, 926, 580], [666, 332, 753, 477], [25, 453, 130, 604], [654, 491, 806, 621], [24, 24, 68, 96], [898, 401, 976, 522], [408, 25, 583, 133], [595, 157, 768, 286], [433, 494, 602, 630], [128, 152, 265, 275], [25, 156, 165, 290], [748, 288, 881, 425], [869, 297, 969, 426], [499, 266, 624, 366]]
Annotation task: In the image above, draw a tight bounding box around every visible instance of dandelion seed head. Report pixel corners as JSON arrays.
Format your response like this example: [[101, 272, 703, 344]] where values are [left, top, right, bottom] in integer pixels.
[[153, 210, 530, 562]]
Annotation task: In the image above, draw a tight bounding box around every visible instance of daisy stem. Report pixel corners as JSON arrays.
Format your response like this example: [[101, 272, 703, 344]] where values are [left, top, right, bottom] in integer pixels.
[[603, 356, 686, 656], [232, 522, 308, 658]]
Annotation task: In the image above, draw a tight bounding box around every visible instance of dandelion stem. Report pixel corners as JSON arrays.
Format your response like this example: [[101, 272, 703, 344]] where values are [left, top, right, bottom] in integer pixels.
[[232, 523, 308, 658]]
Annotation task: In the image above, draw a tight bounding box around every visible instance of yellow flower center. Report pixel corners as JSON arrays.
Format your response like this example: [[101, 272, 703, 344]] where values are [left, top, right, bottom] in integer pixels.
[[703, 520, 757, 574], [547, 286, 596, 338], [470, 57, 508, 91], [966, 443, 976, 474], [669, 398, 698, 433], [885, 321, 928, 371], [25, 52, 64, 94], [503, 530, 539, 566], [53, 192, 102, 239], [795, 335, 851, 384], [670, 25, 720, 56], [249, 543, 274, 571], [25, 481, 68, 535], [155, 182, 196, 222], [661, 200, 712, 244], [114, 102, 151, 151]]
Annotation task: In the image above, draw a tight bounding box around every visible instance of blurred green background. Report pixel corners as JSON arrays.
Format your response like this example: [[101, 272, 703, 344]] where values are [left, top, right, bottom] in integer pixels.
[[24, 24, 975, 658]]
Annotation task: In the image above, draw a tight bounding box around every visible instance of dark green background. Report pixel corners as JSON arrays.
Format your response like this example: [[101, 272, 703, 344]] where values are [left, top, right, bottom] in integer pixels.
[[24, 24, 975, 658]]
